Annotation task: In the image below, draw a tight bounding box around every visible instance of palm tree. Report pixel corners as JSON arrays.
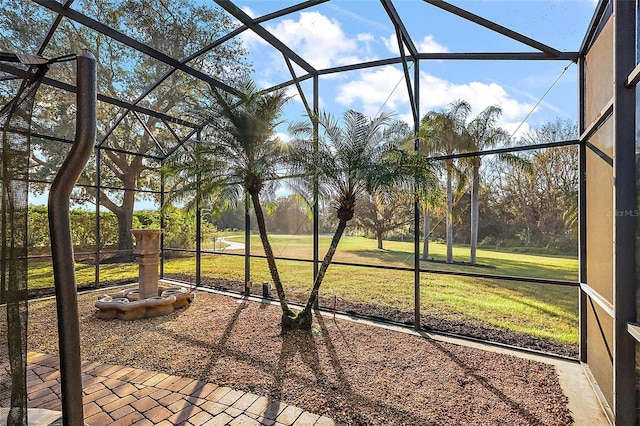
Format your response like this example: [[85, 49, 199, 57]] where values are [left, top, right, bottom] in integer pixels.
[[466, 105, 510, 264], [163, 78, 295, 320], [286, 110, 413, 330], [419, 100, 471, 264]]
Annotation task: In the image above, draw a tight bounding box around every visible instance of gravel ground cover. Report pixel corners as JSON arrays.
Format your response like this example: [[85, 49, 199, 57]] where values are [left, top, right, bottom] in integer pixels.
[[25, 290, 573, 425]]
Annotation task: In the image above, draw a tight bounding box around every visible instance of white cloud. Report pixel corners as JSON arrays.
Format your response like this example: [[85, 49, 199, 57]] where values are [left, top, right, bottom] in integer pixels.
[[501, 121, 532, 140], [325, 3, 390, 33], [336, 66, 410, 116], [418, 35, 449, 54], [266, 12, 359, 69], [357, 33, 374, 43], [241, 11, 376, 73], [336, 65, 535, 132], [383, 34, 448, 55], [240, 6, 257, 19], [238, 6, 266, 49]]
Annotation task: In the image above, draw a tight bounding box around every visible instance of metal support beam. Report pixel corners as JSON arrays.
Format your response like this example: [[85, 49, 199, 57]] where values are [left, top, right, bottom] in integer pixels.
[[284, 55, 313, 117], [37, 0, 75, 56], [214, 0, 317, 75], [381, 0, 418, 59], [423, 0, 563, 56], [195, 133, 202, 288], [244, 192, 251, 291], [626, 62, 640, 87], [256, 0, 330, 24], [96, 0, 326, 149], [162, 120, 184, 144], [579, 99, 613, 143], [0, 63, 198, 129], [579, 0, 612, 56], [95, 148, 101, 289], [164, 128, 200, 159], [33, 0, 239, 95], [160, 174, 165, 279], [612, 1, 636, 423], [132, 111, 167, 157], [316, 52, 578, 76], [413, 59, 421, 330], [263, 51, 579, 96], [430, 139, 579, 161], [394, 31, 418, 123], [578, 53, 587, 364], [313, 75, 319, 310], [416, 52, 578, 61]]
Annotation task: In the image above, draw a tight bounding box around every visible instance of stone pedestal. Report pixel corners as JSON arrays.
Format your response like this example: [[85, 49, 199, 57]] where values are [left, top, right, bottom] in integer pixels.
[[132, 229, 163, 300]]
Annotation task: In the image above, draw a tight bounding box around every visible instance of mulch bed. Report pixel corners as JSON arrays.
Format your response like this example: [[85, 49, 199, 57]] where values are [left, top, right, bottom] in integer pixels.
[[25, 290, 573, 425]]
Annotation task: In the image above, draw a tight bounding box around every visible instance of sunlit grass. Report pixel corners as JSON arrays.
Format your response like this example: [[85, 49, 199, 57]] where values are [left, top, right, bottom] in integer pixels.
[[28, 261, 138, 289], [214, 233, 578, 280]]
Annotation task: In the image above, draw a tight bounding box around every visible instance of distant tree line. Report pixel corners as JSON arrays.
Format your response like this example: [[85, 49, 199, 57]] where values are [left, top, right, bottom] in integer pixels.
[[26, 205, 216, 253], [204, 118, 579, 257]]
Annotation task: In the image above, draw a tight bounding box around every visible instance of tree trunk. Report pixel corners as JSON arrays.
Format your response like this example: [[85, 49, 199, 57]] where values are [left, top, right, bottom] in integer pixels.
[[293, 219, 348, 330], [446, 163, 453, 264], [115, 204, 134, 252], [115, 169, 140, 251], [376, 231, 383, 250], [470, 160, 480, 264], [249, 190, 293, 318], [421, 205, 430, 260]]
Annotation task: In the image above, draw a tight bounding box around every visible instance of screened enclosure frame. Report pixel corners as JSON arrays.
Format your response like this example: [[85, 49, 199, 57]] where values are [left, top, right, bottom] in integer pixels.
[[1, 0, 637, 424]]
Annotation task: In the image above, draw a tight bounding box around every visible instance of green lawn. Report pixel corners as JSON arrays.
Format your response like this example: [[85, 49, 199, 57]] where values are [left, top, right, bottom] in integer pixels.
[[28, 234, 579, 347], [207, 233, 578, 281]]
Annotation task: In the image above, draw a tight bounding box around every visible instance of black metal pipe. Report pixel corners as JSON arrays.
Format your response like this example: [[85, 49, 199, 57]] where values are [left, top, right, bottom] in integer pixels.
[[196, 136, 202, 288], [244, 192, 250, 291], [48, 49, 96, 426], [413, 59, 421, 330], [160, 174, 165, 279], [578, 54, 587, 364], [313, 75, 319, 309], [94, 148, 100, 288], [196, 205, 201, 287]]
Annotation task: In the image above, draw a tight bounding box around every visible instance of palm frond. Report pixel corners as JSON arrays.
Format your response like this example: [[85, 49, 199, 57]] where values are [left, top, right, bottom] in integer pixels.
[[497, 152, 533, 175]]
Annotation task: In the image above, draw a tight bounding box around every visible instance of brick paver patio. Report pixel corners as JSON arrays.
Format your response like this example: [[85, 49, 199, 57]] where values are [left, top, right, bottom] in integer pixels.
[[26, 352, 338, 426]]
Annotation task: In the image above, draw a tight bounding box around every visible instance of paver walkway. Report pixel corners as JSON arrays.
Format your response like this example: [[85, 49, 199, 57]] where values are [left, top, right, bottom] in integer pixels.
[[26, 352, 337, 426]]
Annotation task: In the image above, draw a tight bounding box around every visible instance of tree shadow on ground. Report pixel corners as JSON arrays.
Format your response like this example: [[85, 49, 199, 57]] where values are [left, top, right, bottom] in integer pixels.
[[191, 296, 250, 382], [308, 313, 435, 425], [170, 303, 434, 424], [346, 248, 576, 281], [330, 298, 577, 357], [424, 337, 545, 426]]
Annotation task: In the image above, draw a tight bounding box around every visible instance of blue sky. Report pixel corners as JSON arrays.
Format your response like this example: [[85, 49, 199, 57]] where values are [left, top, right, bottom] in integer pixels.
[[235, 0, 597, 140]]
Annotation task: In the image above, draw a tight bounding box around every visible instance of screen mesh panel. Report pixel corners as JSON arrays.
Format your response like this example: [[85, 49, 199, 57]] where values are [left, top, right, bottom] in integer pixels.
[[0, 65, 46, 425]]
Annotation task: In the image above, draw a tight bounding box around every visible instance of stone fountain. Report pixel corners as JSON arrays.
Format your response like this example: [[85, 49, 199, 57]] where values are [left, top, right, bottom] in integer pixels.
[[95, 229, 194, 320]]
